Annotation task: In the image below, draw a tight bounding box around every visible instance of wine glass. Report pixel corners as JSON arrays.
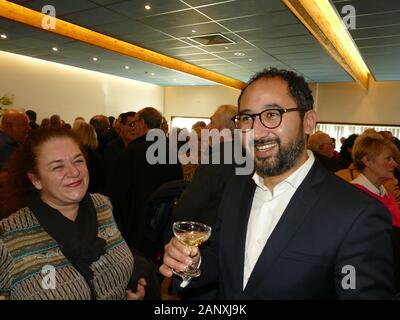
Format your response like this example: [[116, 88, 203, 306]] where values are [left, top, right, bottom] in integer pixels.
[[172, 221, 212, 288]]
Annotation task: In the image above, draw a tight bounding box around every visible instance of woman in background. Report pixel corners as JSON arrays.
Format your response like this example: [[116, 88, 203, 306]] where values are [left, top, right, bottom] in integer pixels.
[[73, 122, 106, 194]]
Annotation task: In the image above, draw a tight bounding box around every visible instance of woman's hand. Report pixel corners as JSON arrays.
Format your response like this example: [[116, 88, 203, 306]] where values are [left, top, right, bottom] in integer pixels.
[[126, 277, 147, 300]]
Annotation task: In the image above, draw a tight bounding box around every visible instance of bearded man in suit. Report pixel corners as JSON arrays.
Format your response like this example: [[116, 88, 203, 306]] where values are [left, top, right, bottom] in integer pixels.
[[160, 68, 395, 299]]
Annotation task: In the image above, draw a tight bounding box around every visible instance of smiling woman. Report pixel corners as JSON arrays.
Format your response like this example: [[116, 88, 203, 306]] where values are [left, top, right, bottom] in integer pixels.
[[0, 128, 145, 300]]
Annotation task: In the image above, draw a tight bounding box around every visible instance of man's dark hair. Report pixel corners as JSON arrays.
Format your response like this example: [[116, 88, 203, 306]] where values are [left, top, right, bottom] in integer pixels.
[[137, 107, 162, 129], [89, 115, 109, 132], [120, 111, 136, 125], [26, 110, 37, 122], [238, 68, 314, 112]]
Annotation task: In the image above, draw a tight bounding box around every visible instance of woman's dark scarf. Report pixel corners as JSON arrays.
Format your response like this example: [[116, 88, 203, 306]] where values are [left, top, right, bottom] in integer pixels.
[[26, 190, 106, 299]]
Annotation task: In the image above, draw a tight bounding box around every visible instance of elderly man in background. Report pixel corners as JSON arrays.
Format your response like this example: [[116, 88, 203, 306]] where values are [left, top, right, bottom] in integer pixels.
[[307, 131, 340, 172], [0, 109, 30, 170]]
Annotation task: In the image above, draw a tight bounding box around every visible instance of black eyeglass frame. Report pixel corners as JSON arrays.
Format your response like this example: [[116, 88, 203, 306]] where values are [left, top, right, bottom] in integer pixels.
[[231, 107, 306, 131]]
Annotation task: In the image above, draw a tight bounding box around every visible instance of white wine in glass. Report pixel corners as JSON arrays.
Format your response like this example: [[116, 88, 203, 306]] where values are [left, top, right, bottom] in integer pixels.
[[172, 221, 212, 288]]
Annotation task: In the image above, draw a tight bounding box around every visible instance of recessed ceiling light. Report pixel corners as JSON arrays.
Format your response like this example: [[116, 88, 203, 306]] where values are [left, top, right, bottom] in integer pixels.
[[92, 57, 98, 61], [1, 34, 7, 39], [145, 4, 151, 10], [52, 47, 58, 52], [248, 58, 252, 62], [150, 72, 155, 76], [224, 46, 229, 49], [125, 66, 129, 69], [192, 30, 196, 33], [234, 52, 245, 56]]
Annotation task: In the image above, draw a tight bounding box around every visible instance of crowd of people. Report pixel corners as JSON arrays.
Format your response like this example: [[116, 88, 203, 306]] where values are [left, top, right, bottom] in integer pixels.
[[1, 67, 400, 299]]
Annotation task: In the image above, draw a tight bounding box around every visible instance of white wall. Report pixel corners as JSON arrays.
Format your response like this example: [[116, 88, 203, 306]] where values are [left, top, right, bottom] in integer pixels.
[[0, 50, 164, 124], [3, 48, 400, 127], [315, 79, 400, 125], [164, 85, 241, 120]]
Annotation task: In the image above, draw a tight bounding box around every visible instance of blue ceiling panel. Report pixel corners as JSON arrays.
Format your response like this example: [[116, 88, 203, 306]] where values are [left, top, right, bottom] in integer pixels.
[[2, 0, 398, 85]]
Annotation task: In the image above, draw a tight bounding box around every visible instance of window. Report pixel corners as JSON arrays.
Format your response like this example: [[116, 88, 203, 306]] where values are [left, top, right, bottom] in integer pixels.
[[171, 116, 210, 131], [316, 122, 400, 150]]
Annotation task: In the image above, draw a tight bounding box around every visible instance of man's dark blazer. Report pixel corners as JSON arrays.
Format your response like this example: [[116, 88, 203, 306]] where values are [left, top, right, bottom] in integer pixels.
[[173, 141, 238, 228], [108, 135, 182, 257], [198, 160, 395, 299]]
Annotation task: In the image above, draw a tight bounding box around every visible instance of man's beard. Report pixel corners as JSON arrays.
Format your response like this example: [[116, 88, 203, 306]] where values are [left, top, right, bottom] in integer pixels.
[[254, 126, 306, 177]]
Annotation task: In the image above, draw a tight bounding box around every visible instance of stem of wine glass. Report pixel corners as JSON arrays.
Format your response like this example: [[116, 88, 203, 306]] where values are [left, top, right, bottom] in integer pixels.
[[180, 275, 192, 288]]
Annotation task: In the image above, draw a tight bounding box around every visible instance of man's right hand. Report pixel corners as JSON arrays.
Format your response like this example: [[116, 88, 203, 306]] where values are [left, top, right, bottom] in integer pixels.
[[159, 237, 200, 277]]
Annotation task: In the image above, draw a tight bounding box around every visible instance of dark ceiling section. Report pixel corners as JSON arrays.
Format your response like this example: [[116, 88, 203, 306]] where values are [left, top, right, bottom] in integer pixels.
[[332, 0, 400, 81], [3, 0, 398, 86]]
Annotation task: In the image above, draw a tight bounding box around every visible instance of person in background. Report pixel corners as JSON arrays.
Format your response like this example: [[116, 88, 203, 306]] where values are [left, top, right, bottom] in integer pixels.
[[337, 133, 358, 170], [161, 117, 169, 135], [108, 107, 182, 259], [73, 122, 106, 194], [73, 117, 86, 130], [0, 109, 30, 170], [49, 114, 62, 129], [25, 110, 39, 130], [104, 112, 136, 187], [0, 127, 146, 300], [106, 115, 119, 143], [192, 121, 207, 130], [350, 132, 400, 293], [351, 133, 400, 227], [40, 118, 51, 129], [307, 131, 340, 172], [89, 115, 110, 155]]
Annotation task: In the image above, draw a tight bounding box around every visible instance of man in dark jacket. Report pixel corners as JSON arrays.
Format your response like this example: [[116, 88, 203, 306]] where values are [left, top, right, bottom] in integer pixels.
[[108, 107, 182, 258], [160, 68, 395, 299]]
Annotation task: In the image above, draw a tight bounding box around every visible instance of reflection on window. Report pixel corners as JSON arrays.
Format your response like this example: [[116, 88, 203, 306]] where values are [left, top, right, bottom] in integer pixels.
[[316, 122, 400, 150], [171, 116, 210, 132]]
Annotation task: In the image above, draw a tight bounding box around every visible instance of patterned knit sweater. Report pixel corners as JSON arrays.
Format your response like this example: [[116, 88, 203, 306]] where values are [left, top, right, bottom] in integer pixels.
[[0, 193, 134, 300]]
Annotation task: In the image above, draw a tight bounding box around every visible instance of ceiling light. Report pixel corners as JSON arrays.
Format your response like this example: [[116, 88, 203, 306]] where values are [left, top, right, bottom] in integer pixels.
[[224, 46, 229, 49], [283, 0, 370, 89], [234, 52, 245, 56], [150, 72, 155, 76], [173, 78, 177, 81], [52, 47, 58, 52], [0, 34, 7, 39], [0, 0, 246, 90], [191, 84, 195, 86], [92, 57, 98, 61], [192, 30, 196, 33], [144, 4, 151, 10], [125, 66, 129, 69], [248, 58, 252, 62]]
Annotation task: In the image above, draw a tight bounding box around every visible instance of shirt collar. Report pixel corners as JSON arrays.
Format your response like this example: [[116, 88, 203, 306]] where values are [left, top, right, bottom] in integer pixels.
[[352, 173, 387, 196], [252, 150, 315, 192]]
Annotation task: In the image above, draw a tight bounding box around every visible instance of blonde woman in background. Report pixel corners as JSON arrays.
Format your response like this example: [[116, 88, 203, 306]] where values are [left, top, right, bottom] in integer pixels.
[[73, 122, 106, 194]]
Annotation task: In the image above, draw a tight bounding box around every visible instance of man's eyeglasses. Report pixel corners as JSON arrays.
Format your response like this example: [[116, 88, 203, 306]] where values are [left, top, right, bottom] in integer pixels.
[[231, 107, 305, 131], [125, 121, 137, 128], [321, 142, 335, 148]]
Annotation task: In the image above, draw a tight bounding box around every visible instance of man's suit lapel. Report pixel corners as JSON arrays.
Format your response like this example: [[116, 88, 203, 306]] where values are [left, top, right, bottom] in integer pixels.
[[244, 162, 326, 292]]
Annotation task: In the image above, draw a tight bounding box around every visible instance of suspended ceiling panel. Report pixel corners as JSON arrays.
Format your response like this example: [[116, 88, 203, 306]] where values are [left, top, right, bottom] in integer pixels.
[[2, 0, 398, 86]]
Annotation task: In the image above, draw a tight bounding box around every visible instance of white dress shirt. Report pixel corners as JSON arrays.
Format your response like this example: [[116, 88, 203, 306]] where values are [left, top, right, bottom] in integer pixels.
[[243, 150, 315, 289]]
